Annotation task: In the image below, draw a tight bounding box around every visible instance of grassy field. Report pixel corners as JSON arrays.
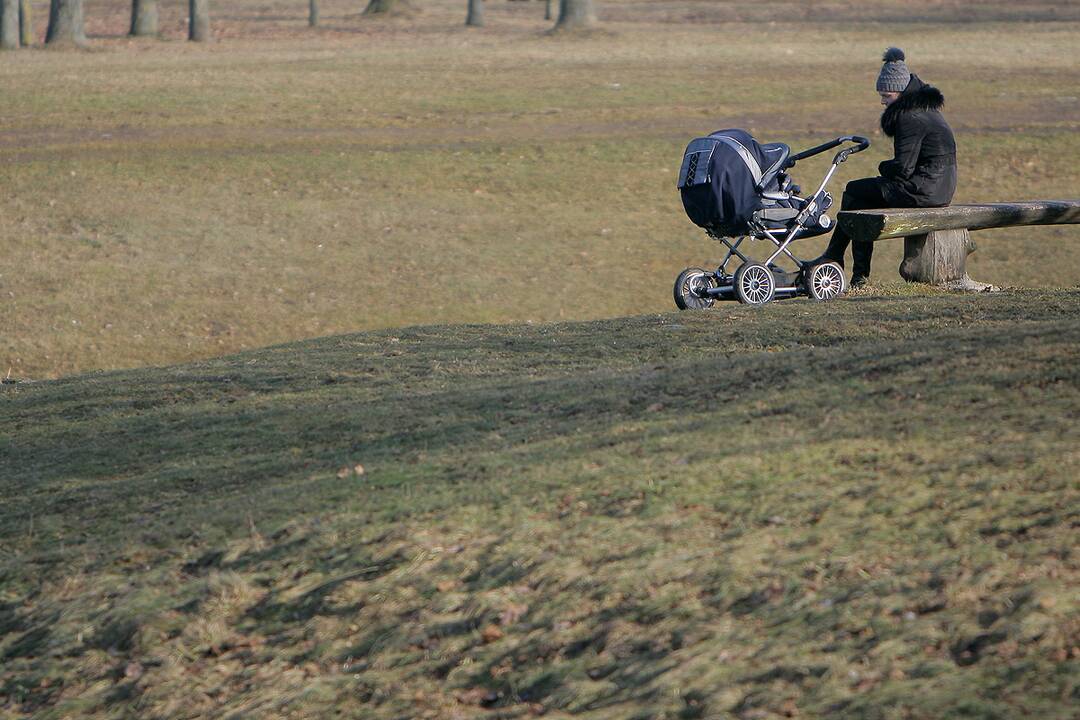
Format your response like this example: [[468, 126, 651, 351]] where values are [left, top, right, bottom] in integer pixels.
[[2, 0, 1079, 378], [2, 289, 1079, 718], [2, 2, 1079, 718]]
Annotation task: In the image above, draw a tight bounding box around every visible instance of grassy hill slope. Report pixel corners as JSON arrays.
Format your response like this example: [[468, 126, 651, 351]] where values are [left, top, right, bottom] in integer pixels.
[[2, 292, 1079, 719]]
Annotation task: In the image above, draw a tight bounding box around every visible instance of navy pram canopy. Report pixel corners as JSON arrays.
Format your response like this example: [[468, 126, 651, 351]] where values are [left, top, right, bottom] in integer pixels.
[[677, 129, 793, 236]]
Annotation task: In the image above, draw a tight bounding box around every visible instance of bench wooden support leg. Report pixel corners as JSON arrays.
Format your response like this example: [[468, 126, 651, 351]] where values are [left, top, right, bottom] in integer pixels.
[[898, 229, 995, 291]]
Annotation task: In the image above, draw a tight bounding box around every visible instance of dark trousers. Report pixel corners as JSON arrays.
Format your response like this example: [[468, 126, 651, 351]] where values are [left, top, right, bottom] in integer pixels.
[[822, 177, 898, 278]]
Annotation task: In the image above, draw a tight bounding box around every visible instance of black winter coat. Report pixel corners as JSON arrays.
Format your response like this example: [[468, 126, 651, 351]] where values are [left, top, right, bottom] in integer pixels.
[[878, 76, 957, 207]]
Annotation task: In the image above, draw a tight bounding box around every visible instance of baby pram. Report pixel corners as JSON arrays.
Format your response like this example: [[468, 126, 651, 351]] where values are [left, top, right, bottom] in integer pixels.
[[674, 130, 870, 307]]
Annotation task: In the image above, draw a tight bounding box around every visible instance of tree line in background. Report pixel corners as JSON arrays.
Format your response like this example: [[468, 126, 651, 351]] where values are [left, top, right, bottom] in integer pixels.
[[0, 0, 210, 46], [0, 0, 595, 49]]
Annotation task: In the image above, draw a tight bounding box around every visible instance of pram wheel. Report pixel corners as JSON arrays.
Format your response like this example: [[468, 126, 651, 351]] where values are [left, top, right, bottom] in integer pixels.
[[733, 262, 775, 306], [674, 268, 718, 309], [804, 261, 847, 301]]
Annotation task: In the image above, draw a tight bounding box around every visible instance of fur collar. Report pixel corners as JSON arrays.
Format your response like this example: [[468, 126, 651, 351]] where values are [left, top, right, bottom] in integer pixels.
[[881, 76, 945, 136]]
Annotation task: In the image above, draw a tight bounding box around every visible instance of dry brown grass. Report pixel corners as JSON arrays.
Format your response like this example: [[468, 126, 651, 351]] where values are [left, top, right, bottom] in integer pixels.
[[2, 0, 1079, 379]]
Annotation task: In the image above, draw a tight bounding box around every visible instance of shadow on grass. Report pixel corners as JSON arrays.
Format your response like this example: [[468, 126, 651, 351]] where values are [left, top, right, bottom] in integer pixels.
[[246, 550, 408, 628]]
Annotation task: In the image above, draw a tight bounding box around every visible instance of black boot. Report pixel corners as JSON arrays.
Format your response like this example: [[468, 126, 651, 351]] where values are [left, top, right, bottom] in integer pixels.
[[804, 253, 843, 269], [851, 238, 874, 283], [807, 230, 850, 268]]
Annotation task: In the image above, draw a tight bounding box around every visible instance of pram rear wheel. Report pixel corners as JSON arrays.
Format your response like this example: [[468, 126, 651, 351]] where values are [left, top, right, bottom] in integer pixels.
[[804, 261, 847, 301], [733, 262, 775, 306], [674, 267, 718, 310]]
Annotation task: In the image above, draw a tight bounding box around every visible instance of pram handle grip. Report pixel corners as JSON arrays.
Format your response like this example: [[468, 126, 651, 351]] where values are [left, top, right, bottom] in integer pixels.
[[786, 135, 871, 166], [834, 136, 871, 164], [844, 135, 872, 151]]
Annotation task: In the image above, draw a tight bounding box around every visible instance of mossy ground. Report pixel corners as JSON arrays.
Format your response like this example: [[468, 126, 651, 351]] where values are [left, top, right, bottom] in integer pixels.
[[3, 290, 1078, 718]]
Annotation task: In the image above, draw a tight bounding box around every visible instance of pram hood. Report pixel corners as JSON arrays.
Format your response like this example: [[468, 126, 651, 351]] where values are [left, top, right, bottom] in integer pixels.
[[678, 129, 790, 235]]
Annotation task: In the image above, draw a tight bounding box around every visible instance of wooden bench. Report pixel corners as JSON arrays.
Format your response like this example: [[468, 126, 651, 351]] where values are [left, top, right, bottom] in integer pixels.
[[836, 200, 1080, 290]]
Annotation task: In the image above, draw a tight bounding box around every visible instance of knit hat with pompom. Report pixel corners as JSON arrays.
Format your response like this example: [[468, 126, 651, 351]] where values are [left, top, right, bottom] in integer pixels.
[[876, 47, 911, 93]]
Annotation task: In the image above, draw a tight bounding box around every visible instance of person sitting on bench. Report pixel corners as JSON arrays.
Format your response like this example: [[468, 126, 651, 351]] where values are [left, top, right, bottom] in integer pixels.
[[814, 47, 957, 287]]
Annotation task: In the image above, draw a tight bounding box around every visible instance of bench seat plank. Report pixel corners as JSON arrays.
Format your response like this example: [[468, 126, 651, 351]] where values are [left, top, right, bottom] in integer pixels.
[[837, 200, 1080, 243]]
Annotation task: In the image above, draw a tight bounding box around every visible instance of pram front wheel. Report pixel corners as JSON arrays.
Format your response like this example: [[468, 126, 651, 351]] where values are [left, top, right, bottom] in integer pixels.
[[804, 261, 847, 301], [733, 262, 775, 306], [674, 267, 718, 310]]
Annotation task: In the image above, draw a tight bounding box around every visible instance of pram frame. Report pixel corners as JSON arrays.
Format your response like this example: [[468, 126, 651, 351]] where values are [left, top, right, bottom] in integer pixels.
[[691, 135, 870, 301]]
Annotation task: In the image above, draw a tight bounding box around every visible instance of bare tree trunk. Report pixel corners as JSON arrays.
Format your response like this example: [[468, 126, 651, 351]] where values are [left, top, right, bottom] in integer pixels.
[[544, 0, 552, 21], [130, 0, 158, 36], [45, 0, 85, 46], [465, 0, 483, 26], [1, 0, 18, 50], [308, 0, 318, 26], [188, 0, 209, 41], [19, 0, 31, 45], [554, 0, 595, 30], [363, 0, 398, 14]]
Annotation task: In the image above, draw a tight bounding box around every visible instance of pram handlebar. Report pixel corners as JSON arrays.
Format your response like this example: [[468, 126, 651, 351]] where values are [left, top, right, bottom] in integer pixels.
[[786, 136, 871, 167]]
